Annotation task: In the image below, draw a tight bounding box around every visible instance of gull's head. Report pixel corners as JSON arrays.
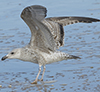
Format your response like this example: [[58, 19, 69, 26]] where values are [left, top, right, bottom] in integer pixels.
[[1, 48, 21, 61]]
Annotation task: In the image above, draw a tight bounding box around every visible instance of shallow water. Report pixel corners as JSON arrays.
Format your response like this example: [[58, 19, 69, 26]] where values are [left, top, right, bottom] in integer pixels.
[[0, 0, 100, 92]]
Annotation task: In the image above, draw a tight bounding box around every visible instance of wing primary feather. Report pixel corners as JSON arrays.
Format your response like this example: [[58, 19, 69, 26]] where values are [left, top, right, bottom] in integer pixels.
[[46, 16, 100, 26]]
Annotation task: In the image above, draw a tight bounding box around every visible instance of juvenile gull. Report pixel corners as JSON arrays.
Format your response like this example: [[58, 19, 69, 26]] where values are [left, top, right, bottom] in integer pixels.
[[1, 5, 100, 84]]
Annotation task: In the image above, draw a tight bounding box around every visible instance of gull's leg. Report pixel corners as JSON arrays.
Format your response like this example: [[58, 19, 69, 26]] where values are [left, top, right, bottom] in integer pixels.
[[31, 65, 42, 84], [40, 66, 46, 81]]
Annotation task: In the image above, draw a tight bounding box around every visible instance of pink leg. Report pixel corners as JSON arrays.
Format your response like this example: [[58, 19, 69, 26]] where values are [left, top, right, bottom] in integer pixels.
[[40, 66, 46, 81], [31, 65, 41, 84]]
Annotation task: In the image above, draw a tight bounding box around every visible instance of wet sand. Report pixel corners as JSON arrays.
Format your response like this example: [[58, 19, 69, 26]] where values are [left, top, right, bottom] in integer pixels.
[[0, 0, 100, 92]]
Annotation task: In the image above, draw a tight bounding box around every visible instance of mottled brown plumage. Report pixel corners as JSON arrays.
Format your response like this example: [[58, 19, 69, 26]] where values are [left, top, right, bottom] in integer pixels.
[[21, 5, 100, 49]]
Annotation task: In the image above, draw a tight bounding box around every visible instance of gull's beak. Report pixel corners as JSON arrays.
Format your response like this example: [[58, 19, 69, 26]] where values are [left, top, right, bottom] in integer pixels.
[[1, 55, 8, 61]]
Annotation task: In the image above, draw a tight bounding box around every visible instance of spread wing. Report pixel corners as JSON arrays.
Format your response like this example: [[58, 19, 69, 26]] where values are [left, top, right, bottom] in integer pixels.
[[21, 5, 100, 51], [44, 16, 100, 48], [21, 5, 56, 53], [46, 17, 100, 26]]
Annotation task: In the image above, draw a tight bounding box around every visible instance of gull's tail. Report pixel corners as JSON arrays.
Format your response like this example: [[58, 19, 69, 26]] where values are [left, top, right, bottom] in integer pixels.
[[59, 52, 81, 60], [67, 55, 81, 59]]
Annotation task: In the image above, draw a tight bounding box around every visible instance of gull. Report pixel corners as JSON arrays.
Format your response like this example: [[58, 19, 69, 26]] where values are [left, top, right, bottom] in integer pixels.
[[1, 5, 100, 84]]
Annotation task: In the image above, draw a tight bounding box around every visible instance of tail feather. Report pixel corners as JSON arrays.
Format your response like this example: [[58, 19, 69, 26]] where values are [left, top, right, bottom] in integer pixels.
[[67, 55, 81, 59]]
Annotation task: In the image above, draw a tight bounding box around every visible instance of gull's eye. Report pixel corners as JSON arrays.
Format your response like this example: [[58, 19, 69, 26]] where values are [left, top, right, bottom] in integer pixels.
[[11, 52, 14, 55]]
